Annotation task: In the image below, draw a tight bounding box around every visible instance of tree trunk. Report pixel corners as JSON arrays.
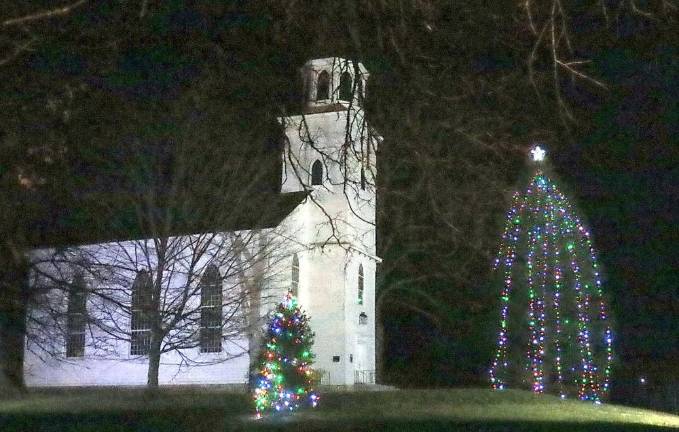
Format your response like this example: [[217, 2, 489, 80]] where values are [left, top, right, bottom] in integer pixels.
[[147, 241, 165, 391], [146, 332, 162, 390], [246, 266, 264, 389], [0, 245, 28, 395]]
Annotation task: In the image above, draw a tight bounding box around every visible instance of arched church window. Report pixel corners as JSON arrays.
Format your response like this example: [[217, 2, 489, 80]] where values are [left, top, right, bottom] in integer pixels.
[[291, 254, 299, 296], [360, 167, 366, 190], [66, 273, 87, 358], [316, 70, 330, 101], [311, 160, 323, 186], [339, 71, 352, 101], [131, 270, 153, 356], [358, 264, 364, 305], [200, 264, 223, 353], [357, 78, 364, 102]]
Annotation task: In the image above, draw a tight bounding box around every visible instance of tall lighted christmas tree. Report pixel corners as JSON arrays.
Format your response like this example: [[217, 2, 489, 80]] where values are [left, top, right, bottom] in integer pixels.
[[489, 146, 613, 402], [253, 292, 319, 417]]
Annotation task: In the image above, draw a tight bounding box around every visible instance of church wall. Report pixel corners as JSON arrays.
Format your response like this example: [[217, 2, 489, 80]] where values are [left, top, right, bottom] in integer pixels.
[[303, 246, 351, 385], [270, 205, 350, 384], [344, 255, 377, 381], [274, 201, 379, 385], [24, 340, 250, 387], [277, 75, 379, 385], [281, 110, 376, 252], [267, 206, 353, 385], [23, 231, 291, 387]]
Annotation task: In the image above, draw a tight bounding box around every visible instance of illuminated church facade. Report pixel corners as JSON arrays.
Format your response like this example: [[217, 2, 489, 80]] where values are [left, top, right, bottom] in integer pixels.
[[23, 57, 380, 387]]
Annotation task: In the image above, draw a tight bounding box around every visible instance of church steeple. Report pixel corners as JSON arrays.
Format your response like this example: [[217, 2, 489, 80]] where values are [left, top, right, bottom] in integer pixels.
[[301, 58, 368, 114], [277, 58, 379, 387], [281, 57, 376, 198]]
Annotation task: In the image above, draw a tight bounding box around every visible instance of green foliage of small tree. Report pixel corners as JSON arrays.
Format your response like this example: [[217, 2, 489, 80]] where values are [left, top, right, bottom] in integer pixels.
[[253, 292, 319, 417]]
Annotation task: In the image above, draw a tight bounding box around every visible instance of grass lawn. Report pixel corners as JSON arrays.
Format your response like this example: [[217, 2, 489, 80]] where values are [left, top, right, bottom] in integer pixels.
[[0, 387, 677, 431]]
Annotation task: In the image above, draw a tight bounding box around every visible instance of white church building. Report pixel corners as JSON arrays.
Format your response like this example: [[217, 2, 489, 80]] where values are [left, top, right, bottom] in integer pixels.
[[24, 57, 380, 388]]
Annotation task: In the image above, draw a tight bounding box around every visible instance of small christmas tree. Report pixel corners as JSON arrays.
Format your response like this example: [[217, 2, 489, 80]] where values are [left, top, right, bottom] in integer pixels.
[[489, 145, 613, 403], [253, 291, 319, 417]]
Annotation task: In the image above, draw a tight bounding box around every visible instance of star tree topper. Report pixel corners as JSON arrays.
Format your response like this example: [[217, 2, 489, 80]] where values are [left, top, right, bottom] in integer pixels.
[[530, 145, 546, 162]]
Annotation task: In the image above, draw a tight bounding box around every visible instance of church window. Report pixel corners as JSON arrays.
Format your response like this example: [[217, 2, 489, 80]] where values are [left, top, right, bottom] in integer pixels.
[[131, 271, 153, 356], [316, 70, 330, 101], [359, 312, 368, 325], [358, 264, 364, 305], [357, 78, 364, 101], [339, 71, 352, 101], [66, 274, 87, 358], [360, 167, 366, 190], [311, 160, 323, 186], [291, 254, 299, 296], [200, 264, 223, 353]]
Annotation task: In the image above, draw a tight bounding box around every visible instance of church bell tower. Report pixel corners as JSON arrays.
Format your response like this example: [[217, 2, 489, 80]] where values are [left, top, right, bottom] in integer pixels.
[[279, 57, 380, 386]]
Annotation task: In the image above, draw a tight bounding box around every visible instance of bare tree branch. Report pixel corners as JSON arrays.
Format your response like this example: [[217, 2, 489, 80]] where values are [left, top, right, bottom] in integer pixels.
[[2, 0, 88, 27]]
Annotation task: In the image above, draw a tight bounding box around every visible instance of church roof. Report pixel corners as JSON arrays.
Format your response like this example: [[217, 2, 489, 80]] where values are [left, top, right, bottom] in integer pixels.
[[30, 191, 309, 249]]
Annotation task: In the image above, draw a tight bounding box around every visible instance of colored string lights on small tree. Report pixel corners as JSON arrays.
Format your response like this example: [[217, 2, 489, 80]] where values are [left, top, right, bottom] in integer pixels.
[[253, 291, 319, 418], [489, 145, 613, 403]]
